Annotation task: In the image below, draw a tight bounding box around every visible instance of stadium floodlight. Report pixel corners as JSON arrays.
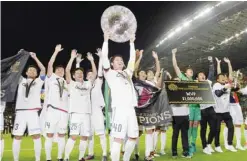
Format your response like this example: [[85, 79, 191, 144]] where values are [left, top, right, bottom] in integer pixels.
[[156, 1, 228, 48], [175, 27, 182, 33], [183, 20, 192, 27], [167, 31, 175, 38], [216, 1, 226, 7]]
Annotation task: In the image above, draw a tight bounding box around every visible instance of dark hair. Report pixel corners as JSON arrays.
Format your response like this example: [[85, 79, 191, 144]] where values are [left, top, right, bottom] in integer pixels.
[[216, 73, 225, 80], [73, 67, 84, 75], [185, 67, 193, 72], [110, 55, 123, 63], [137, 70, 146, 76], [196, 71, 206, 78], [55, 65, 64, 70], [26, 65, 38, 72], [86, 69, 93, 76]]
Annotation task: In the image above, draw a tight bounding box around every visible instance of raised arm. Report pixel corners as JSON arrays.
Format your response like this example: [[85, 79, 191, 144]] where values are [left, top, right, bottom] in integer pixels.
[[134, 49, 144, 78], [224, 57, 233, 81], [207, 56, 214, 81], [102, 32, 110, 71], [30, 52, 46, 77], [75, 53, 84, 68], [65, 49, 77, 84], [47, 44, 63, 77], [87, 52, 97, 82], [95, 48, 103, 78], [172, 48, 182, 77], [152, 51, 161, 81], [156, 68, 164, 88], [215, 57, 221, 74], [127, 34, 136, 74]]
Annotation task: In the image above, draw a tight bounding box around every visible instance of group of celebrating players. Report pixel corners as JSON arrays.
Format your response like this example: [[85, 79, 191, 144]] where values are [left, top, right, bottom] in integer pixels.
[[0, 30, 247, 161]]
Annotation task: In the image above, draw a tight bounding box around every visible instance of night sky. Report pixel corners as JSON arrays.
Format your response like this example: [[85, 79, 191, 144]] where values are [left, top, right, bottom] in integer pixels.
[[1, 1, 204, 71]]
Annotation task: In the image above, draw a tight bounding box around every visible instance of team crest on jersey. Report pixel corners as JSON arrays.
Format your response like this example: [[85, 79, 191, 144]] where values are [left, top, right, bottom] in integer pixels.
[[75, 85, 88, 91]]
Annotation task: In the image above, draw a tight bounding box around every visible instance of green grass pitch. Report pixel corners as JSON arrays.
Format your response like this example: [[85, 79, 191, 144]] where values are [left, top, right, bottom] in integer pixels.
[[2, 126, 247, 161]]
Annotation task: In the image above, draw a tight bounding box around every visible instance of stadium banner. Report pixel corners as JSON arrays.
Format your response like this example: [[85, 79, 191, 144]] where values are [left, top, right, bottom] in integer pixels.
[[164, 81, 215, 104], [134, 79, 173, 126], [1, 50, 30, 102]]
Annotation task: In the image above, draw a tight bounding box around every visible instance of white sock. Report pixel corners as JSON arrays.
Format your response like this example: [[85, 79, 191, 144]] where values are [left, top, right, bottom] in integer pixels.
[[135, 137, 139, 155], [235, 127, 242, 147], [145, 133, 153, 157], [79, 140, 88, 159], [110, 135, 114, 152], [111, 141, 121, 161], [123, 139, 136, 161], [0, 139, 4, 160], [153, 131, 159, 151], [99, 135, 107, 156], [64, 138, 75, 159], [88, 135, 94, 156], [122, 136, 127, 152], [57, 137, 65, 159], [160, 132, 166, 152], [12, 139, 21, 161], [224, 127, 228, 146], [245, 129, 247, 143], [45, 137, 53, 160], [33, 138, 41, 161]]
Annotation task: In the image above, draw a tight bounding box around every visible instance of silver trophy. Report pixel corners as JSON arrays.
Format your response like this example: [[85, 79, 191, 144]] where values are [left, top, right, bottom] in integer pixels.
[[101, 5, 137, 43]]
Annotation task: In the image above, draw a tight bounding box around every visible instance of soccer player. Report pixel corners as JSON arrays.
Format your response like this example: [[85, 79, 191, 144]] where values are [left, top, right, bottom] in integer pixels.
[[64, 50, 96, 161], [171, 97, 190, 158], [239, 85, 247, 149], [134, 49, 162, 160], [213, 73, 237, 152], [12, 52, 45, 161], [172, 48, 199, 156], [45, 44, 69, 161], [0, 101, 6, 161], [216, 57, 245, 150], [81, 49, 107, 161], [102, 31, 138, 161], [197, 57, 217, 155]]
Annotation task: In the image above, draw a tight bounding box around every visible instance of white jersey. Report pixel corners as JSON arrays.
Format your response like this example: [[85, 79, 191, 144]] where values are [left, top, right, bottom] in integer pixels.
[[91, 78, 105, 108], [213, 82, 230, 113], [171, 104, 189, 116], [104, 69, 137, 109], [46, 73, 69, 111], [15, 77, 44, 110], [69, 80, 93, 114]]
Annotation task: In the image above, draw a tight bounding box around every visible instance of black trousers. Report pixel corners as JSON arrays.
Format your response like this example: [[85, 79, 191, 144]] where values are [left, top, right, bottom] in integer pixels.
[[172, 116, 189, 154], [215, 112, 234, 147], [200, 106, 217, 149]]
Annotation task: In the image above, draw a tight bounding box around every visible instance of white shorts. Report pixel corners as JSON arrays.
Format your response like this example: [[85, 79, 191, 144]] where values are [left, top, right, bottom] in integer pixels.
[[111, 107, 139, 139], [69, 113, 91, 137], [91, 107, 105, 136], [45, 108, 68, 134], [145, 126, 156, 131], [245, 117, 247, 125], [12, 111, 41, 136], [229, 103, 244, 125], [0, 113, 4, 131]]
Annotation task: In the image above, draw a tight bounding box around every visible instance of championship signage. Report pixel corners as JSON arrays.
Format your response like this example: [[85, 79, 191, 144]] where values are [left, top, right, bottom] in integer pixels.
[[165, 81, 215, 104]]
